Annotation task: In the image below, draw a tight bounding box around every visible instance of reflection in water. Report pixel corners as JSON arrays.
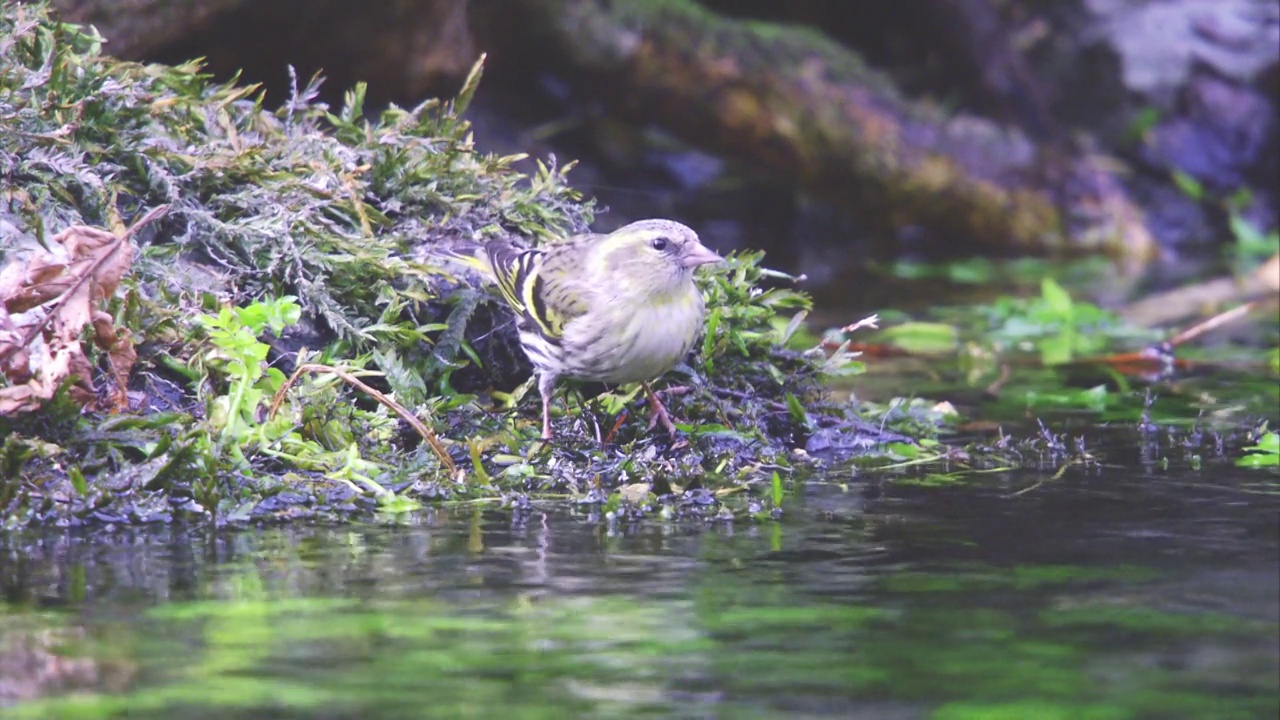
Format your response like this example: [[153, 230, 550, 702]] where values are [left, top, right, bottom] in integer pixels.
[[1, 457, 1277, 719]]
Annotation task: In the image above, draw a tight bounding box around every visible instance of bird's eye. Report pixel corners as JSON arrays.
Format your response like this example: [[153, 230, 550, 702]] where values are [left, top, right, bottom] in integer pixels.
[[650, 237, 669, 251]]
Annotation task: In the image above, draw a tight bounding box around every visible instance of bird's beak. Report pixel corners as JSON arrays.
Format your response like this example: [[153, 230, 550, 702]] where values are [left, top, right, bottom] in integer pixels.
[[680, 243, 723, 269]]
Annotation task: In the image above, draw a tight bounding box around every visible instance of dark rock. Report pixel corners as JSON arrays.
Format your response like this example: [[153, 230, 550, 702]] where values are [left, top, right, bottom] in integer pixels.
[[679, 488, 717, 507], [252, 491, 310, 515], [1145, 71, 1276, 191]]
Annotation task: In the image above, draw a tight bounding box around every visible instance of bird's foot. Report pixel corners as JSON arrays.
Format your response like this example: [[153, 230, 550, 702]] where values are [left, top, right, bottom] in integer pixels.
[[643, 382, 684, 443]]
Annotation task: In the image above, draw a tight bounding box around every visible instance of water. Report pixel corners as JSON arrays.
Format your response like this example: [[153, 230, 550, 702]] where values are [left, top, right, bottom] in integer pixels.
[[3, 440, 1277, 719]]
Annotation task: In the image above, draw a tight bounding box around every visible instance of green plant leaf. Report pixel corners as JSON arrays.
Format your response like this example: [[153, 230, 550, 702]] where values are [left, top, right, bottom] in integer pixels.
[[879, 322, 959, 354], [1236, 432, 1280, 467], [1040, 278, 1074, 318]]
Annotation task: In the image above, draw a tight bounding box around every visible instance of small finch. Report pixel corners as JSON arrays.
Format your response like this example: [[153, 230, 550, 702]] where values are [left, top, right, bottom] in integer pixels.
[[456, 219, 721, 440]]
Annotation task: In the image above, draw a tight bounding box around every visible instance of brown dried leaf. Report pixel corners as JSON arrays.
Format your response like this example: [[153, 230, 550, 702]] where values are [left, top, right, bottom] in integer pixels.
[[0, 308, 29, 382], [0, 225, 137, 415], [0, 207, 166, 415], [102, 325, 137, 413], [0, 253, 74, 313], [0, 385, 39, 415], [68, 226, 133, 303], [0, 334, 76, 414]]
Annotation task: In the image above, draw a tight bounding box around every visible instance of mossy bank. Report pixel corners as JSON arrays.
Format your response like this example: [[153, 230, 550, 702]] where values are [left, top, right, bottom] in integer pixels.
[[0, 3, 867, 529]]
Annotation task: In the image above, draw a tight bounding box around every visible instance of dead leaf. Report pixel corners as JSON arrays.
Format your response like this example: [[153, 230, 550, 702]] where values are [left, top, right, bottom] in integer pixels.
[[0, 206, 167, 415], [619, 482, 653, 505]]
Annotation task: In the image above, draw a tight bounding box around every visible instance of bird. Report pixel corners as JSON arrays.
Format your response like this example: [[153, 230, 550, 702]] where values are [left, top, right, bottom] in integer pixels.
[[456, 219, 722, 440]]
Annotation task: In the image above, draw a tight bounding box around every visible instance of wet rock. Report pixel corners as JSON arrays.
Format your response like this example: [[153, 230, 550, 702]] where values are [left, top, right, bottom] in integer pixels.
[[252, 491, 311, 516], [1144, 71, 1277, 191], [805, 427, 884, 455], [1086, 0, 1279, 102], [51, 0, 249, 57], [679, 488, 717, 507]]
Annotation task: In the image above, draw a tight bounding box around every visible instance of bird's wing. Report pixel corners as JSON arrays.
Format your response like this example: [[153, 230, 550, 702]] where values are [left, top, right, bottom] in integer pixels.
[[485, 238, 594, 341]]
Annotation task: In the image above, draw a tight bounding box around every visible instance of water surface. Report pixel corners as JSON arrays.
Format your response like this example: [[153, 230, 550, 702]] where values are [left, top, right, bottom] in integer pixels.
[[5, 443, 1274, 717], [3, 438, 1276, 719]]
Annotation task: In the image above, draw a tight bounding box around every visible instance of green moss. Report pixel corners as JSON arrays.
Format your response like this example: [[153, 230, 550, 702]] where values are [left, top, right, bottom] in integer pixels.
[[604, 0, 886, 91], [0, 2, 846, 528]]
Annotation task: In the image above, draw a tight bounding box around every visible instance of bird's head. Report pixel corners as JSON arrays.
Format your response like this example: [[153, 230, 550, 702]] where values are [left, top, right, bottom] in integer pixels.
[[597, 219, 722, 298]]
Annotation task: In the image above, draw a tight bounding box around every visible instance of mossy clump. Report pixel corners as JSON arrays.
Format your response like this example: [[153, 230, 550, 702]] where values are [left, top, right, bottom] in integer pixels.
[[0, 2, 846, 529]]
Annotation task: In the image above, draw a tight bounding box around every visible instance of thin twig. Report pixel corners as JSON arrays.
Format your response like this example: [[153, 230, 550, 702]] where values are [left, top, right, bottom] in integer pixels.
[[268, 362, 458, 476], [1005, 455, 1084, 497], [1168, 300, 1260, 347]]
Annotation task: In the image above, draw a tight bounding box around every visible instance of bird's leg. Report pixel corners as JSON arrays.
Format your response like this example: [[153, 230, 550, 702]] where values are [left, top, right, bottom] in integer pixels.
[[538, 372, 558, 440], [541, 395, 553, 440], [643, 382, 680, 439], [588, 395, 603, 446]]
